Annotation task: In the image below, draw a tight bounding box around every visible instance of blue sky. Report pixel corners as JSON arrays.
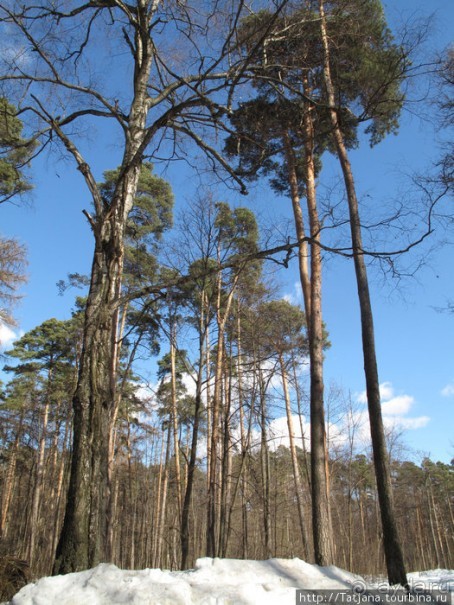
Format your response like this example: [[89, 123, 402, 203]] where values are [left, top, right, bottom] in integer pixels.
[[1, 0, 453, 463]]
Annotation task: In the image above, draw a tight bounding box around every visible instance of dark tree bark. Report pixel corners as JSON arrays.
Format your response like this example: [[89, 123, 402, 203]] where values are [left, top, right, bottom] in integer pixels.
[[54, 210, 130, 572], [318, 0, 407, 586], [53, 2, 153, 569], [181, 312, 206, 569]]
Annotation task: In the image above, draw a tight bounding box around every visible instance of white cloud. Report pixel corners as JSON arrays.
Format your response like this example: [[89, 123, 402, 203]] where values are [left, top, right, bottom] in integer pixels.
[[385, 415, 430, 431], [357, 381, 394, 404], [441, 382, 454, 397], [240, 413, 310, 453], [135, 382, 157, 403], [268, 414, 310, 451], [283, 282, 303, 305], [381, 394, 414, 416], [0, 323, 20, 349], [379, 381, 394, 401], [353, 381, 429, 441]]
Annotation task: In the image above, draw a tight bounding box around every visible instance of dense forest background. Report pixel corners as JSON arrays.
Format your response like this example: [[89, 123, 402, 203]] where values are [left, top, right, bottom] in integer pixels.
[[1, 300, 453, 578]]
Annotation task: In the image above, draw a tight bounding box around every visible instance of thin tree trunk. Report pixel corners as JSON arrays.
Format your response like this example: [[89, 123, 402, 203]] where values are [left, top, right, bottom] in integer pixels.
[[259, 368, 272, 558], [28, 399, 50, 566], [292, 360, 311, 490], [428, 479, 446, 567], [0, 411, 24, 538], [219, 347, 233, 558], [237, 306, 250, 559], [170, 327, 183, 519], [181, 350, 205, 568], [51, 418, 71, 562], [157, 422, 172, 569], [279, 353, 309, 559], [207, 276, 238, 558], [415, 496, 427, 570], [318, 0, 407, 586], [152, 431, 165, 568], [207, 315, 223, 558], [205, 301, 212, 494]]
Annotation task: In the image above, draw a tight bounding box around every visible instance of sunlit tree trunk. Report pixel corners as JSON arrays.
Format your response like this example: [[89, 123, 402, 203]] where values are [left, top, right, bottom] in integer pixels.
[[219, 347, 233, 558], [207, 274, 238, 557], [279, 354, 309, 558], [0, 411, 24, 539], [237, 307, 250, 559], [27, 398, 50, 566], [258, 367, 272, 558], [292, 359, 311, 489], [283, 131, 311, 319], [170, 327, 183, 519], [156, 422, 171, 569], [181, 303, 207, 569], [50, 417, 71, 563], [302, 90, 334, 565]]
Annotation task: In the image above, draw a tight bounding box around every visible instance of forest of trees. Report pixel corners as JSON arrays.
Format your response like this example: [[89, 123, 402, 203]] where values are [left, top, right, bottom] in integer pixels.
[[0, 283, 453, 578], [0, 0, 452, 592]]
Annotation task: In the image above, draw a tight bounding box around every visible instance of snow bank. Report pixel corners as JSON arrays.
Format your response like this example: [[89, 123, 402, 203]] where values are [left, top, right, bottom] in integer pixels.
[[407, 570, 454, 592], [7, 559, 453, 605], [7, 557, 360, 605]]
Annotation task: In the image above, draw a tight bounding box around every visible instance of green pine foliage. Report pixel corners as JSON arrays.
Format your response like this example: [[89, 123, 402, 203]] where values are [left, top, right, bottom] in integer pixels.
[[0, 98, 36, 202]]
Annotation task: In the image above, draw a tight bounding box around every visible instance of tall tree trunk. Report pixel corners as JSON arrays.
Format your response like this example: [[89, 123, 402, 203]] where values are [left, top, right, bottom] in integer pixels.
[[318, 0, 407, 586], [219, 348, 233, 558], [207, 276, 238, 558], [205, 297, 212, 495], [156, 422, 172, 569], [28, 398, 50, 566], [51, 421, 72, 561], [0, 411, 24, 539], [259, 368, 272, 558], [54, 217, 125, 573], [279, 354, 308, 558], [207, 317, 223, 558], [303, 89, 334, 565], [54, 3, 155, 572], [237, 306, 251, 559], [181, 309, 206, 569], [292, 359, 311, 489], [151, 431, 165, 568], [170, 325, 183, 519], [283, 131, 311, 319]]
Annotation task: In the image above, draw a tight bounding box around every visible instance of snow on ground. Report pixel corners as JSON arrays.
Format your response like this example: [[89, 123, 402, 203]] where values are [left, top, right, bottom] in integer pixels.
[[7, 559, 454, 605]]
